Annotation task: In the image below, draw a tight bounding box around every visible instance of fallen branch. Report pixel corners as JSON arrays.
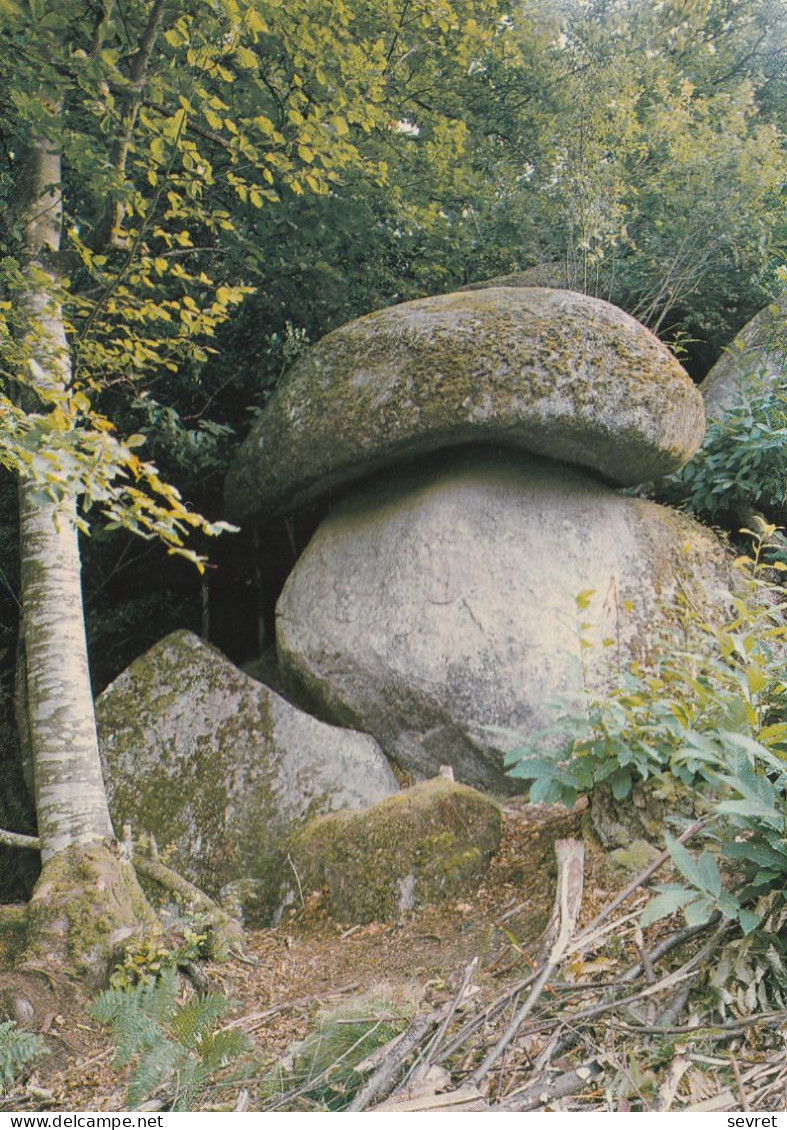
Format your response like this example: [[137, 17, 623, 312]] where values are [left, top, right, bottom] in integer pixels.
[[420, 956, 478, 1069], [347, 1010, 443, 1112], [572, 818, 706, 950], [496, 1059, 604, 1111], [622, 914, 721, 983], [468, 839, 585, 1086], [374, 1084, 490, 1112]]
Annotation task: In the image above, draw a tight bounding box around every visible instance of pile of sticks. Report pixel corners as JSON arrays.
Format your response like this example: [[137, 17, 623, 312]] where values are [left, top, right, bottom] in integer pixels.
[[332, 823, 787, 1114]]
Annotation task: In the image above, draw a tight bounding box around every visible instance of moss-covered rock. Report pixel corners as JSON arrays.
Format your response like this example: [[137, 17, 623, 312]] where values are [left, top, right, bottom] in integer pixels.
[[287, 779, 501, 923], [96, 631, 397, 923], [277, 448, 735, 792], [700, 296, 787, 422], [225, 287, 703, 520]]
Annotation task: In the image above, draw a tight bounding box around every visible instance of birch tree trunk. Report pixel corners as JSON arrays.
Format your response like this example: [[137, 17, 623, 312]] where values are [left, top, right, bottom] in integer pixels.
[[11, 123, 158, 988], [19, 487, 114, 857]]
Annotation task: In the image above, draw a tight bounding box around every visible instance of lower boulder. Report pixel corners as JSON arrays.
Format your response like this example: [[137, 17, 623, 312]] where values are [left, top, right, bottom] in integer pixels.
[[276, 447, 734, 792], [286, 778, 502, 923], [96, 630, 398, 923]]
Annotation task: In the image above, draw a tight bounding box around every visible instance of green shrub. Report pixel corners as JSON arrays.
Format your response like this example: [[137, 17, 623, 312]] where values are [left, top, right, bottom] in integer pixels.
[[91, 968, 250, 1111], [506, 537, 787, 956], [661, 372, 787, 526]]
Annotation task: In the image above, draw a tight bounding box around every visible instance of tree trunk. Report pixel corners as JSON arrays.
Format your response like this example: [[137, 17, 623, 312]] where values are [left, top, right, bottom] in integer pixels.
[[10, 121, 158, 992], [19, 487, 114, 856]]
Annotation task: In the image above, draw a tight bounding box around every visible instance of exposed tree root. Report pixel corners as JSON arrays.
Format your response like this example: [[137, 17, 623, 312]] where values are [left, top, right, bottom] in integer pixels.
[[131, 852, 244, 956], [0, 830, 245, 1010], [0, 828, 39, 850]]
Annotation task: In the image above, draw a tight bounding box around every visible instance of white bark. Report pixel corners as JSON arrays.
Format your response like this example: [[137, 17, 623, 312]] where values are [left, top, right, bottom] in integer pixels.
[[17, 126, 115, 861], [19, 486, 114, 859]]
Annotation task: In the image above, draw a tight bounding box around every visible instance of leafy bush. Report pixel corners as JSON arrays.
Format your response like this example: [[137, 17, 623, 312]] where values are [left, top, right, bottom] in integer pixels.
[[506, 537, 787, 951], [0, 1020, 45, 1093], [662, 372, 787, 525], [109, 931, 208, 990], [91, 968, 250, 1111]]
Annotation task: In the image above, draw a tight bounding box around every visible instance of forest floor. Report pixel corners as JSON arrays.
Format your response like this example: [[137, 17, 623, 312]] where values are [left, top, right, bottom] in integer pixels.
[[2, 801, 786, 1113]]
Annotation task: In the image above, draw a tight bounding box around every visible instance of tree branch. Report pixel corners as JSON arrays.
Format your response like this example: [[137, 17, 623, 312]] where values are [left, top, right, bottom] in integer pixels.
[[95, 0, 169, 249]]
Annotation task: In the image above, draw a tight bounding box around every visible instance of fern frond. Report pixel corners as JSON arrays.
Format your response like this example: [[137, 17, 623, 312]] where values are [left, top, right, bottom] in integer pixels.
[[139, 968, 181, 1022], [196, 1028, 251, 1071], [0, 1021, 46, 1092], [127, 1042, 182, 1109], [173, 1057, 211, 1112], [170, 993, 229, 1049]]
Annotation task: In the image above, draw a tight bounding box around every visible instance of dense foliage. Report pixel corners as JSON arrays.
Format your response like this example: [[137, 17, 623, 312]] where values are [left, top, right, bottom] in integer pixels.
[[506, 536, 787, 1006]]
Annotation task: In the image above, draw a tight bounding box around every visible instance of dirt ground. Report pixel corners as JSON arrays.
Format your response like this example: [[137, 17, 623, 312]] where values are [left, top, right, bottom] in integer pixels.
[[1, 800, 622, 1111], [5, 801, 784, 1113]]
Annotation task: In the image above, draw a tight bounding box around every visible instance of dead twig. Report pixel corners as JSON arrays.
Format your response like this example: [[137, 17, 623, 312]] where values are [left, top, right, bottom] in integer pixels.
[[571, 818, 706, 951], [468, 839, 584, 1086], [419, 956, 478, 1069], [496, 1059, 604, 1111], [347, 1010, 443, 1112]]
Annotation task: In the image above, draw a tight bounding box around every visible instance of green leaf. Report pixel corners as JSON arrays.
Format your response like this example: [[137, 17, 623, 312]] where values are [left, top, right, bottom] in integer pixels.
[[738, 909, 762, 935], [697, 851, 722, 897], [665, 833, 702, 888], [683, 895, 717, 928], [640, 886, 696, 927]]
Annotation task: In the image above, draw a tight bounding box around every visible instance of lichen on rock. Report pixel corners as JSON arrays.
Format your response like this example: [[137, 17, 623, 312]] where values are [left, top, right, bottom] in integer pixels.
[[96, 631, 397, 923], [276, 448, 735, 792], [225, 287, 704, 519], [286, 778, 502, 923], [700, 296, 787, 422]]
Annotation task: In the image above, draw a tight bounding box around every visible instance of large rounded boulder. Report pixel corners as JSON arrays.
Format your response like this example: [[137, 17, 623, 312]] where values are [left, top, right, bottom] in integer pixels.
[[96, 631, 398, 922], [226, 287, 703, 518], [276, 448, 734, 793]]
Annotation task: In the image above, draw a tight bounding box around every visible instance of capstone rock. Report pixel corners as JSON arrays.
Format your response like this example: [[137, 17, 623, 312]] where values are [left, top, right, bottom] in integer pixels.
[[96, 630, 398, 922], [225, 287, 703, 519]]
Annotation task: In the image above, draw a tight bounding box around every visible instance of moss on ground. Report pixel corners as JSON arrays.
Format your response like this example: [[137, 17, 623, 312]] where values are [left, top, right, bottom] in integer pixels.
[[289, 778, 502, 924]]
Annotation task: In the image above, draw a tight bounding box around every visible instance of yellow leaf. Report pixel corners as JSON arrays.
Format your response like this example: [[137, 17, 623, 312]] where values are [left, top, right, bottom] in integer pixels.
[[247, 10, 268, 33], [254, 114, 275, 136], [235, 45, 258, 70]]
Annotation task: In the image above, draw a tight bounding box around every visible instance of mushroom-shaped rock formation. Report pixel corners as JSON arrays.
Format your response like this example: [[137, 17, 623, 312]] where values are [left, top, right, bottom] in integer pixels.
[[225, 287, 704, 519], [276, 449, 735, 793], [96, 630, 397, 923], [700, 296, 787, 422]]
